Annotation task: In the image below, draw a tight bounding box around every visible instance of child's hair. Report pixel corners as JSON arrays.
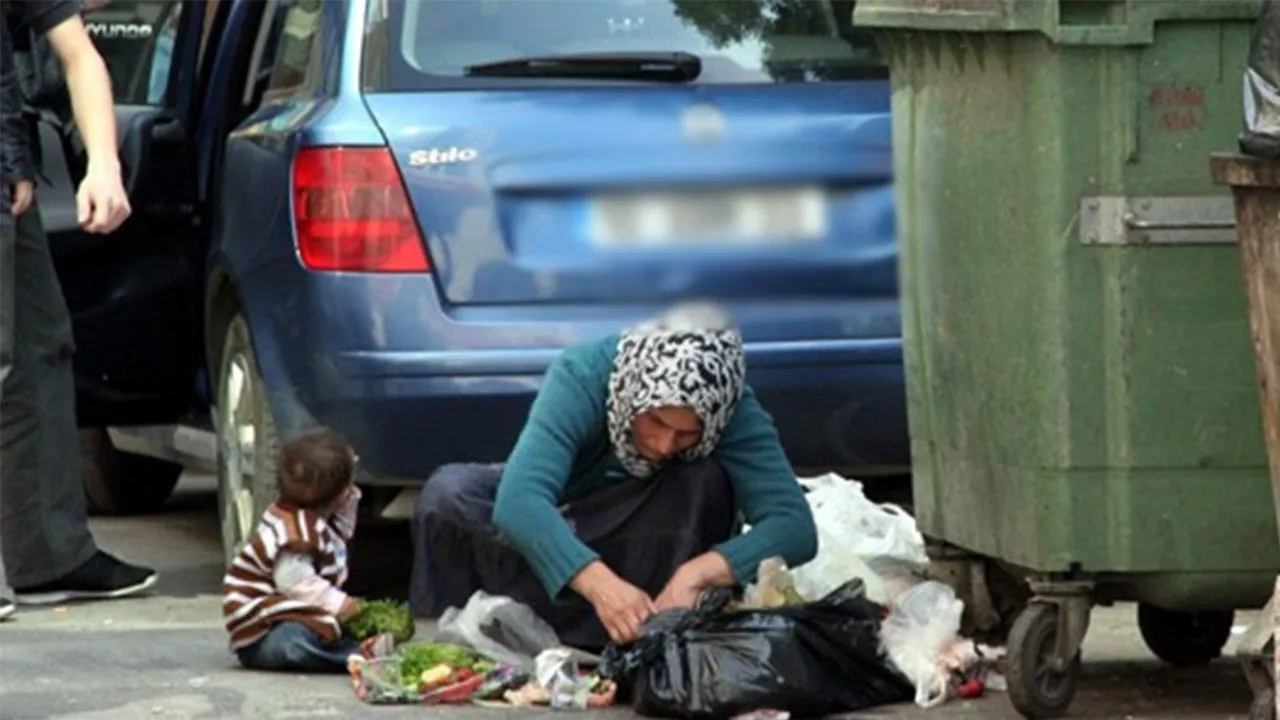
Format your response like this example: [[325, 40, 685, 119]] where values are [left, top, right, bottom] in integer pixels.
[[276, 427, 356, 510]]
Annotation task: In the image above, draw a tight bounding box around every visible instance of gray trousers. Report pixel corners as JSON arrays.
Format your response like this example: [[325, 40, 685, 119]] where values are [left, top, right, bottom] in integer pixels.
[[0, 203, 96, 588]]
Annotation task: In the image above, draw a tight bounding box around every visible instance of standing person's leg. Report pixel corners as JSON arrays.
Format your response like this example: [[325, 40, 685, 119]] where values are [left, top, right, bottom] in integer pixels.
[[1, 204, 156, 604], [0, 198, 15, 620]]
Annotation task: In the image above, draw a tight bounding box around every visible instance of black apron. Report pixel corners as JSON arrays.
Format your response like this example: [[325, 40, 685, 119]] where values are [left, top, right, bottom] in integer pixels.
[[410, 459, 737, 651]]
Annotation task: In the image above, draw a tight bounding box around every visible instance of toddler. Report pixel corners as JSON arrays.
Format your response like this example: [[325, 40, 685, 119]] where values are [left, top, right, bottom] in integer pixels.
[[222, 427, 393, 671]]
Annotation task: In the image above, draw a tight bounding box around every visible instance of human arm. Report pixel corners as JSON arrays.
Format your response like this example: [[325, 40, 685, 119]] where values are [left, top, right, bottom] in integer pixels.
[[0, 78, 35, 214], [37, 3, 130, 232], [273, 552, 362, 621], [491, 356, 604, 595], [1, 20, 36, 210], [491, 351, 656, 643], [0, 70, 35, 188], [658, 388, 817, 608]]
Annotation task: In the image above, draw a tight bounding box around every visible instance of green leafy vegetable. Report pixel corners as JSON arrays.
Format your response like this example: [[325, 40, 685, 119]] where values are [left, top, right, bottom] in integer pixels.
[[343, 599, 416, 643], [396, 642, 493, 688]]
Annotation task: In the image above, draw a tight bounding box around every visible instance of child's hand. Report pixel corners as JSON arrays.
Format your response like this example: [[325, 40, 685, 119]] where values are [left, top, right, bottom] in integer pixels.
[[338, 485, 359, 510], [329, 485, 362, 539], [338, 596, 365, 622]]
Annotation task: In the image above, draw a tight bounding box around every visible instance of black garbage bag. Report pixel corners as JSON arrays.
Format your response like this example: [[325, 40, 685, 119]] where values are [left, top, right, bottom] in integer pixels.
[[598, 580, 913, 719], [1243, 0, 1280, 158]]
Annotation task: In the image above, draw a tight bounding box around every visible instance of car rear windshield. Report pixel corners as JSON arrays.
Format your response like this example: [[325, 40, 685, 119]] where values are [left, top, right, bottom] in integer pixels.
[[361, 0, 887, 90]]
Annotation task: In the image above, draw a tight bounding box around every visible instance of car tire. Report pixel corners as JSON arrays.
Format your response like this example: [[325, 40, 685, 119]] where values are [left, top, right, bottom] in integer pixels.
[[81, 427, 183, 516], [216, 313, 280, 566]]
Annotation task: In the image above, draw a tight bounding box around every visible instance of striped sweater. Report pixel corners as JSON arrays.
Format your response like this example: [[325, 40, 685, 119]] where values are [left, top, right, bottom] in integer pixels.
[[222, 503, 351, 650]]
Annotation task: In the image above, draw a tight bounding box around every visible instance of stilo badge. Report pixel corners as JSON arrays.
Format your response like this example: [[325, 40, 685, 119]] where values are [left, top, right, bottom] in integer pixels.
[[681, 103, 726, 145]]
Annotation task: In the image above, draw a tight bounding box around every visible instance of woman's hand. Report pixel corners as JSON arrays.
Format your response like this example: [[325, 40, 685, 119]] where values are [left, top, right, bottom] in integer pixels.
[[573, 561, 655, 645], [593, 578, 656, 645], [655, 570, 703, 611], [655, 553, 734, 611]]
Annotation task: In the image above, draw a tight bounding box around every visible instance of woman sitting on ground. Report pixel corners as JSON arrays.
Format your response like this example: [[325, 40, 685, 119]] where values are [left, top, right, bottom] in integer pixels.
[[410, 304, 818, 650]]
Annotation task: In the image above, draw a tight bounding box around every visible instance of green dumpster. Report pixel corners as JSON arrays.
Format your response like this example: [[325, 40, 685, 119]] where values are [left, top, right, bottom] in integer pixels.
[[853, 0, 1272, 716]]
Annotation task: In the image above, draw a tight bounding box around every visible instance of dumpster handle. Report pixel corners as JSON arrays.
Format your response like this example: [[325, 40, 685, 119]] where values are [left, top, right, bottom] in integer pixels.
[[1080, 195, 1238, 246], [1123, 215, 1236, 231]]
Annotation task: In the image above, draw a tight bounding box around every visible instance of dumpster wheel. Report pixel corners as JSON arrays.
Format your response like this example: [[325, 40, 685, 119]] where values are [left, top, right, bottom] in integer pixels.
[[1006, 601, 1084, 719], [1136, 603, 1234, 667]]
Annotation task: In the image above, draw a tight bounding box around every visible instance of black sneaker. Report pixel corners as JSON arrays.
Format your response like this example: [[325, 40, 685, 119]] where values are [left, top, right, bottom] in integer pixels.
[[13, 552, 158, 605], [0, 598, 14, 621]]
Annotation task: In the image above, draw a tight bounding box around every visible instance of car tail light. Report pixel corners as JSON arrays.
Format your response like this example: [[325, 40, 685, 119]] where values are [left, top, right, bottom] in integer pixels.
[[292, 146, 430, 272]]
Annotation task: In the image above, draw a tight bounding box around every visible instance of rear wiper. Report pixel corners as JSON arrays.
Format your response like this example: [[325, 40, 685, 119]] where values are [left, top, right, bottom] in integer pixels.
[[465, 52, 701, 83]]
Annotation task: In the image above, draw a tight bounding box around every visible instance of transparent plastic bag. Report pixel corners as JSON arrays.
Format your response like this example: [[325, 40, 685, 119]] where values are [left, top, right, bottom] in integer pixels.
[[1243, 0, 1280, 157], [878, 580, 971, 709], [347, 652, 523, 705], [435, 591, 562, 673], [742, 557, 805, 609]]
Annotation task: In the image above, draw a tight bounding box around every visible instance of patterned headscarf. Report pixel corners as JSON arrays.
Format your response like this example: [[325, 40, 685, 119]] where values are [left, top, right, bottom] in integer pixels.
[[606, 303, 747, 478]]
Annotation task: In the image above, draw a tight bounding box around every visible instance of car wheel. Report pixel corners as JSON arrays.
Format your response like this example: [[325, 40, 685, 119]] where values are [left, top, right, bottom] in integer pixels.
[[81, 428, 183, 516], [216, 314, 280, 566]]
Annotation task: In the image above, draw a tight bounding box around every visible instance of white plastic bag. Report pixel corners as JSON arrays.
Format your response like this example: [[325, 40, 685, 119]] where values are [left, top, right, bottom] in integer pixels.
[[878, 580, 970, 708], [786, 473, 929, 604]]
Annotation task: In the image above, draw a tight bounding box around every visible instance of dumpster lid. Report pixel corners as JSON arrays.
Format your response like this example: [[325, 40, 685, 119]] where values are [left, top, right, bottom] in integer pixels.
[[853, 0, 1262, 46], [1211, 153, 1280, 189]]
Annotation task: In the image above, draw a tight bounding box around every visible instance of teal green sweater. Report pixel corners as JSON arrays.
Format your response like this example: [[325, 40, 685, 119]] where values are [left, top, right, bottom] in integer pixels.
[[491, 335, 818, 600]]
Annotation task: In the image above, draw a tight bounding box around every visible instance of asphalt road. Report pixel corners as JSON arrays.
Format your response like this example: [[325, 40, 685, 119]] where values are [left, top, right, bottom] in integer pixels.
[[0, 474, 1264, 719]]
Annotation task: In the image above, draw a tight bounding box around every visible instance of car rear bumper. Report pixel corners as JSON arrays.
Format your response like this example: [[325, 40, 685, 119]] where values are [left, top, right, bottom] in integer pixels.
[[287, 341, 907, 483], [232, 269, 908, 482]]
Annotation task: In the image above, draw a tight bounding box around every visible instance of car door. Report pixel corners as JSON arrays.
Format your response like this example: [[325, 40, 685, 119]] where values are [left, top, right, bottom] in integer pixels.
[[40, 0, 208, 427]]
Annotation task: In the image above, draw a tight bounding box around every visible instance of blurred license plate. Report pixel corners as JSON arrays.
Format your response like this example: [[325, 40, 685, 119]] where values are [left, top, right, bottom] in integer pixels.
[[589, 187, 828, 247]]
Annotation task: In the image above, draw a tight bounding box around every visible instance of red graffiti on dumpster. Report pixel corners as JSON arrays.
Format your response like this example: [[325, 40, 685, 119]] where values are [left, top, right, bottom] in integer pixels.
[[1148, 83, 1205, 132]]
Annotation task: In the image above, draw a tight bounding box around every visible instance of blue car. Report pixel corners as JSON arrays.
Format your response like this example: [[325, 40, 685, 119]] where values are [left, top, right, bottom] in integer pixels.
[[43, 0, 904, 558]]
